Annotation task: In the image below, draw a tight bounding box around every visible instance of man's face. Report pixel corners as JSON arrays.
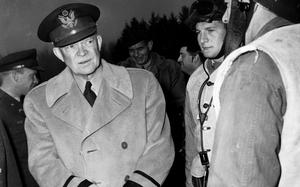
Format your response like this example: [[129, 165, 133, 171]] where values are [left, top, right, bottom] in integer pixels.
[[128, 40, 152, 66], [178, 46, 200, 75], [57, 35, 101, 76], [195, 20, 226, 59], [17, 68, 38, 95]]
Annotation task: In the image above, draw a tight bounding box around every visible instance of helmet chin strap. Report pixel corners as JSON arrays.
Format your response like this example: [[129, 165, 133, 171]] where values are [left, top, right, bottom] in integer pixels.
[[213, 40, 225, 59]]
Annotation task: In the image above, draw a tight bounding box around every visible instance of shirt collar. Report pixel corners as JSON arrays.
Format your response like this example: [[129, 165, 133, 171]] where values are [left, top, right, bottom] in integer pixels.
[[45, 59, 133, 107], [73, 65, 103, 96]]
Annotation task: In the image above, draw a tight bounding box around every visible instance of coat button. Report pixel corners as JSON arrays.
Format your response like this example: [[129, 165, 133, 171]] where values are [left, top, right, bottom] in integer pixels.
[[203, 103, 210, 108], [121, 142, 128, 149], [202, 126, 211, 130], [206, 81, 214, 86], [124, 175, 130, 182], [17, 120, 23, 125]]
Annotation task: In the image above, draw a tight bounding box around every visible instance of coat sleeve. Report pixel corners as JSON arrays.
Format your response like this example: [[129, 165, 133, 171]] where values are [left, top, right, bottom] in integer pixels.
[[184, 93, 199, 187], [23, 96, 87, 187], [129, 73, 175, 187], [208, 51, 286, 187]]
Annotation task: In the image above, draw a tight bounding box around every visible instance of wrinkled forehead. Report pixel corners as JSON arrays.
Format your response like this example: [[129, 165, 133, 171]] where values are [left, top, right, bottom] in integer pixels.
[[21, 67, 37, 75], [128, 40, 148, 50], [195, 20, 224, 30]]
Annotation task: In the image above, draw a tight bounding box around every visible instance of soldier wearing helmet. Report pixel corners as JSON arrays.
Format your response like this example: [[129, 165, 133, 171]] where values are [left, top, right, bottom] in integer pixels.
[[209, 0, 300, 186], [183, 0, 238, 186]]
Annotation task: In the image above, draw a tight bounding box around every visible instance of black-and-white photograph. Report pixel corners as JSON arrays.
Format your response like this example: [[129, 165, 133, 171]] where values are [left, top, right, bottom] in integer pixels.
[[0, 0, 299, 186]]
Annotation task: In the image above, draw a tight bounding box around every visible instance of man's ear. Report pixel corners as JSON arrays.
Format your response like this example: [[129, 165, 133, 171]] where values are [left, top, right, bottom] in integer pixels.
[[147, 40, 153, 51], [96, 35, 102, 51], [10, 70, 20, 83], [192, 54, 199, 64], [193, 54, 203, 66], [53, 47, 64, 62]]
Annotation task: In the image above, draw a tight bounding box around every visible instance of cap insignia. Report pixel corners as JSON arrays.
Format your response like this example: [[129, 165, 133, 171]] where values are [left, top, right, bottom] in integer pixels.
[[58, 10, 78, 29]]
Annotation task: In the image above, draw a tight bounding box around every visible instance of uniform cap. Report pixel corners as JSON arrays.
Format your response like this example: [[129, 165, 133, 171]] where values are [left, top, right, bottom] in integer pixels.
[[0, 49, 43, 73], [37, 3, 100, 47]]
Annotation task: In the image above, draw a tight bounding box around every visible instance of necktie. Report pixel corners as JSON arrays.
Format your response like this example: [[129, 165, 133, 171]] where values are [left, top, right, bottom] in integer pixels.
[[83, 81, 97, 106]]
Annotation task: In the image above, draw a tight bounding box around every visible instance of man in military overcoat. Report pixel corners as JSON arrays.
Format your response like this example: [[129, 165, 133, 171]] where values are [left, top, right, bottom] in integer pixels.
[[24, 3, 174, 187]]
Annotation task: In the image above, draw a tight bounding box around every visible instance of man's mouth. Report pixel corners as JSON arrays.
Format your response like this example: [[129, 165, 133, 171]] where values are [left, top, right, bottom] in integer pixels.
[[79, 59, 91, 64], [202, 47, 212, 51]]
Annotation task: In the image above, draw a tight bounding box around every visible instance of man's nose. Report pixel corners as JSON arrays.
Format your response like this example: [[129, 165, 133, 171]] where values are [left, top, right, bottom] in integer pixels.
[[132, 49, 140, 57], [199, 31, 208, 44], [77, 43, 88, 56], [178, 56, 182, 63]]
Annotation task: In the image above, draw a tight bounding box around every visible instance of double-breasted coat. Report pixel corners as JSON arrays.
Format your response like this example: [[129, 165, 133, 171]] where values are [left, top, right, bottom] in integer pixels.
[[24, 60, 174, 187]]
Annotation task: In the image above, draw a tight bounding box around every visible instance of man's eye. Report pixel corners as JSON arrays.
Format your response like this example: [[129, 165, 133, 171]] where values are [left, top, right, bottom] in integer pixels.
[[86, 38, 94, 44]]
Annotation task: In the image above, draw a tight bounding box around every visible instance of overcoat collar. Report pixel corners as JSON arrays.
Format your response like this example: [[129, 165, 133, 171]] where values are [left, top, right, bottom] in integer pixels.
[[45, 59, 133, 132]]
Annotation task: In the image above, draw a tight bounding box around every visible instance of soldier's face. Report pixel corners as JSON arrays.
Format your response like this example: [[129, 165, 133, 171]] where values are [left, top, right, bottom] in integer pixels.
[[195, 21, 226, 59], [178, 46, 201, 75], [57, 35, 102, 77], [128, 40, 152, 66], [17, 68, 38, 95]]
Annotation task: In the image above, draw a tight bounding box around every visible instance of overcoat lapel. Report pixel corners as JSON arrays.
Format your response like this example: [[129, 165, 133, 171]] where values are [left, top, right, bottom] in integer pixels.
[[51, 82, 91, 131], [82, 60, 133, 139], [46, 61, 133, 137], [83, 79, 131, 139], [46, 68, 91, 131]]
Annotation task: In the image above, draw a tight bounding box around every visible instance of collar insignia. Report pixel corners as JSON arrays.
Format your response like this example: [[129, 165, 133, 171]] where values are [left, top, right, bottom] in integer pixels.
[[58, 10, 78, 29]]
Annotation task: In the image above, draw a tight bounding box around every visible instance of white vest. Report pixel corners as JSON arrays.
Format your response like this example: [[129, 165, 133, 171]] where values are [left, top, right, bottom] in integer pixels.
[[187, 59, 222, 159], [214, 24, 300, 187]]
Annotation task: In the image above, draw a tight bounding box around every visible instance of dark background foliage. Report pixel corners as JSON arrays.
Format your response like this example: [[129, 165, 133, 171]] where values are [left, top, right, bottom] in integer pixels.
[[108, 5, 195, 64]]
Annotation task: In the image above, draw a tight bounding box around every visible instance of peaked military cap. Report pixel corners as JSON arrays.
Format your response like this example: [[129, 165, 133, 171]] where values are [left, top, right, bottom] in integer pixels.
[[0, 49, 43, 73], [37, 3, 100, 47]]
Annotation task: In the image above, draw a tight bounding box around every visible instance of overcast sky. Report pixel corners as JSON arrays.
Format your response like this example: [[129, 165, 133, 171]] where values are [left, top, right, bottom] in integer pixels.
[[0, 0, 194, 56]]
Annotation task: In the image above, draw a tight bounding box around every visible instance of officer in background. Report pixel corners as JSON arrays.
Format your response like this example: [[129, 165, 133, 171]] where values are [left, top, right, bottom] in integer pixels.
[[24, 3, 174, 187], [177, 32, 204, 83], [118, 20, 186, 187], [0, 49, 41, 187]]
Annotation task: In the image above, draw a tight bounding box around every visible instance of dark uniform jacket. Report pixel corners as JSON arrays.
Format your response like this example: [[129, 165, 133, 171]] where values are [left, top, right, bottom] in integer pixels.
[[0, 89, 38, 187], [120, 52, 186, 151], [0, 119, 22, 187]]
